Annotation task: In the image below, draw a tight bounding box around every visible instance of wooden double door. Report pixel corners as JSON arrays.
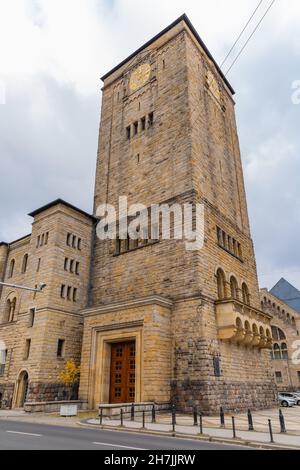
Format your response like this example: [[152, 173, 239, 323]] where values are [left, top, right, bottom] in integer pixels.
[[109, 341, 136, 404]]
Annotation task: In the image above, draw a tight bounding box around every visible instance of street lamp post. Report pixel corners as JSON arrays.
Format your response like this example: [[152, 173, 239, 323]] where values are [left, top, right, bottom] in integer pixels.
[[0, 282, 46, 293]]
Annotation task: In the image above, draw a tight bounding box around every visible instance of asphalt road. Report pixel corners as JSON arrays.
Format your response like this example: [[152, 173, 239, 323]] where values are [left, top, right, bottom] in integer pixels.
[[0, 419, 251, 450]]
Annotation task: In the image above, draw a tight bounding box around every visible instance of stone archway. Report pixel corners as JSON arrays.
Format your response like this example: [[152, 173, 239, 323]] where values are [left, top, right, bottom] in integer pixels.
[[14, 371, 29, 408]]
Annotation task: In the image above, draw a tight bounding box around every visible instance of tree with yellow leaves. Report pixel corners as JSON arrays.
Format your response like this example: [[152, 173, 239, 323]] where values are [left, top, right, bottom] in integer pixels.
[[59, 360, 81, 400]]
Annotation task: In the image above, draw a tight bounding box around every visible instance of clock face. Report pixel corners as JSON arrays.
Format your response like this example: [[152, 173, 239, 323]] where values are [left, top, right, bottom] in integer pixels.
[[129, 64, 151, 92], [206, 70, 221, 101]]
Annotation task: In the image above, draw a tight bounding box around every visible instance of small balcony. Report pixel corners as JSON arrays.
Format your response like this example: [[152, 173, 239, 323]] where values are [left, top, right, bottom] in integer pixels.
[[215, 299, 273, 349]]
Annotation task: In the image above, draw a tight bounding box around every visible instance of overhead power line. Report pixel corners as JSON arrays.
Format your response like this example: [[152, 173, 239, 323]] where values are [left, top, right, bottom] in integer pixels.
[[224, 0, 276, 76], [220, 0, 265, 68]]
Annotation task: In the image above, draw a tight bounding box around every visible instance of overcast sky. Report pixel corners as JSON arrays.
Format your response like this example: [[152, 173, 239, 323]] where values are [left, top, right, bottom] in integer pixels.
[[0, 0, 299, 291]]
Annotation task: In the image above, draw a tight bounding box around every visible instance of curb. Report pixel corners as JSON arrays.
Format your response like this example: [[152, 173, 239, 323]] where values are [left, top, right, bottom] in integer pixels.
[[77, 420, 300, 450]]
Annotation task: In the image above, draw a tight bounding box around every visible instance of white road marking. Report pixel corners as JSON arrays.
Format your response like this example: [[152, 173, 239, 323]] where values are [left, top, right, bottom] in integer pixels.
[[6, 431, 42, 437], [93, 441, 146, 450]]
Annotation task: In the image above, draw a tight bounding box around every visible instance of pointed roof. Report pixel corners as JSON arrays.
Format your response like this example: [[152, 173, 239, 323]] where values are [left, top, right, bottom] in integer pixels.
[[270, 278, 300, 313]]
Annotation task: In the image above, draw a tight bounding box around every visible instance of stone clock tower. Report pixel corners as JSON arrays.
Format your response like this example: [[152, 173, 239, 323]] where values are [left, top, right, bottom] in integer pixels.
[[79, 15, 277, 413]]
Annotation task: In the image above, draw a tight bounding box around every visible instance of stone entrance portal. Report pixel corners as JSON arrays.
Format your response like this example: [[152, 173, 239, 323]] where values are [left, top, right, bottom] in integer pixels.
[[14, 371, 29, 408]]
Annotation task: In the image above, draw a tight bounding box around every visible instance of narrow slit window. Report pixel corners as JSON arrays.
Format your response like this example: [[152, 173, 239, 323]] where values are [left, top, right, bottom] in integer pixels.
[[60, 284, 66, 299], [148, 112, 154, 126], [57, 339, 65, 358]]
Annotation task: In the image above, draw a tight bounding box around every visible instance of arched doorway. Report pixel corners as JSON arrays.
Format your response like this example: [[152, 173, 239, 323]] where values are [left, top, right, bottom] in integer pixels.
[[14, 371, 29, 408]]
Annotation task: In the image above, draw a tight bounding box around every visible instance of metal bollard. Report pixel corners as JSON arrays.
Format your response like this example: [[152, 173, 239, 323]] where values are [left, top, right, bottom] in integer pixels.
[[172, 404, 176, 425], [131, 403, 135, 422], [247, 409, 254, 431], [172, 406, 176, 434], [99, 408, 103, 426], [152, 404, 156, 423], [199, 412, 203, 435], [142, 410, 145, 429], [120, 408, 124, 427], [220, 406, 225, 428], [279, 409, 286, 434], [232, 416, 236, 438], [268, 419, 274, 443], [193, 406, 198, 426]]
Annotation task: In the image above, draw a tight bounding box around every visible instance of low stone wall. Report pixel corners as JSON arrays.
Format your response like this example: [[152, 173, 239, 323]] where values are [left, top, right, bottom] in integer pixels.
[[24, 400, 88, 413], [99, 401, 170, 418]]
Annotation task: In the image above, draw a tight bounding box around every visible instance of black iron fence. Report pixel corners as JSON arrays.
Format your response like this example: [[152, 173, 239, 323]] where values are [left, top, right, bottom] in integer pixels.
[[98, 402, 289, 444]]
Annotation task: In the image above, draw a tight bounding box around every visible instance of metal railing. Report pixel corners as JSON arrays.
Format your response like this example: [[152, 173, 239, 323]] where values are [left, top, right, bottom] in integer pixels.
[[98, 402, 289, 444]]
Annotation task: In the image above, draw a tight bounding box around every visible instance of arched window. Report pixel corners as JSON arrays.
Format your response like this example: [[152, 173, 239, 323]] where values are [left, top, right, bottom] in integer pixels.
[[242, 283, 250, 305], [281, 343, 288, 360], [273, 343, 281, 360], [230, 276, 238, 300], [22, 254, 28, 274], [259, 326, 265, 337], [216, 269, 226, 300], [8, 259, 15, 278], [2, 297, 17, 323], [272, 326, 286, 341]]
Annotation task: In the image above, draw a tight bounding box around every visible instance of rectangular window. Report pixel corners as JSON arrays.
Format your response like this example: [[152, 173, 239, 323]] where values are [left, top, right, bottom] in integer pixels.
[[75, 262, 80, 275], [148, 112, 154, 126], [37, 235, 40, 248], [37, 258, 41, 272], [133, 121, 138, 135], [66, 233, 71, 246], [275, 371, 283, 383], [57, 339, 65, 358], [298, 371, 300, 383], [67, 286, 72, 301], [60, 284, 66, 299], [72, 235, 76, 248], [126, 125, 131, 140], [45, 232, 49, 245], [0, 349, 7, 376], [69, 259, 74, 273], [77, 238, 81, 250], [213, 356, 221, 377], [24, 339, 31, 360], [64, 258, 68, 271], [141, 117, 146, 131], [28, 308, 35, 328], [73, 287, 77, 302]]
